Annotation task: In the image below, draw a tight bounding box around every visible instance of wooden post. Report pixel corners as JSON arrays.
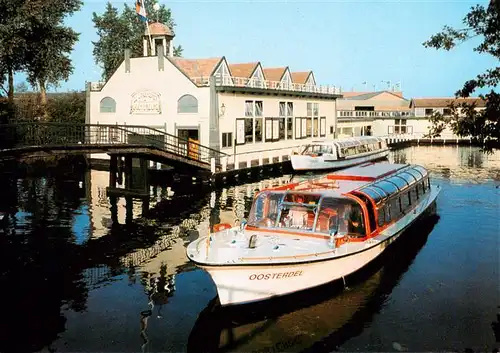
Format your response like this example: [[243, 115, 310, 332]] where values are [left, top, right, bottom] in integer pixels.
[[234, 155, 239, 170], [210, 157, 216, 173], [140, 158, 149, 194], [109, 155, 117, 188], [124, 155, 133, 189], [221, 156, 227, 172]]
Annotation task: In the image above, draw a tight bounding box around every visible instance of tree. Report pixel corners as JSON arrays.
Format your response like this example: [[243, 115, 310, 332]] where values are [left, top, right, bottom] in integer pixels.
[[423, 1, 499, 150], [23, 0, 82, 118], [0, 0, 28, 104], [92, 0, 183, 82]]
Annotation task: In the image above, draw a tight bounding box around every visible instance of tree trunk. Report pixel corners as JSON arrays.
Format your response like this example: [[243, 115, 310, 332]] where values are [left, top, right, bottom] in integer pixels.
[[38, 79, 48, 120], [7, 66, 14, 105]]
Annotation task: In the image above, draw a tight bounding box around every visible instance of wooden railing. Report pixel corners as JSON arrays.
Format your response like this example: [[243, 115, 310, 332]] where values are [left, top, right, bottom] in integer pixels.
[[0, 122, 229, 167], [190, 75, 341, 95]]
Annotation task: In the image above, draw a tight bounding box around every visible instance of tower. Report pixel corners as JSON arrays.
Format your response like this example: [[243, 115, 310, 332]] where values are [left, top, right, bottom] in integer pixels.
[[143, 22, 175, 57]]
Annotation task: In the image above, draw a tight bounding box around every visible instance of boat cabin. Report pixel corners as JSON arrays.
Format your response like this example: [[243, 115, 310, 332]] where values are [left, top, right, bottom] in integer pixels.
[[298, 136, 387, 159], [246, 163, 431, 241]]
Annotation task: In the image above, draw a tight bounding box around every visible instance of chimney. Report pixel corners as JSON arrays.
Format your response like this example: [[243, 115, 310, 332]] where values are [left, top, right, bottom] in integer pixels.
[[124, 49, 131, 73], [157, 44, 164, 71]]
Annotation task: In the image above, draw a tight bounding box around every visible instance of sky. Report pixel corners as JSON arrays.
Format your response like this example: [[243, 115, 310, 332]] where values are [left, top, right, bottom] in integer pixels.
[[15, 0, 496, 99]]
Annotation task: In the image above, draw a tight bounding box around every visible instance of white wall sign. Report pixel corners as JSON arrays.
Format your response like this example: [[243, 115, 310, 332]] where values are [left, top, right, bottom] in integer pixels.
[[272, 119, 279, 140], [265, 119, 273, 140], [320, 117, 326, 135], [130, 91, 162, 114], [236, 119, 245, 144]]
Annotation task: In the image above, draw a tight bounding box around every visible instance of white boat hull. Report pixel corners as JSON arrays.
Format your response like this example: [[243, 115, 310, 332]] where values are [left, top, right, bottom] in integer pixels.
[[195, 186, 439, 306], [290, 149, 389, 171]]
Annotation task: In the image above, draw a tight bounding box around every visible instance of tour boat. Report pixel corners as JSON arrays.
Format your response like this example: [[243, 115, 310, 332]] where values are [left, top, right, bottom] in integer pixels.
[[290, 136, 390, 171], [186, 162, 440, 306]]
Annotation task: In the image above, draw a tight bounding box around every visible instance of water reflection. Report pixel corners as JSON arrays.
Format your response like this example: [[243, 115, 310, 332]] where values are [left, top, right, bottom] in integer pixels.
[[389, 145, 500, 182], [0, 146, 497, 352], [187, 212, 440, 353]]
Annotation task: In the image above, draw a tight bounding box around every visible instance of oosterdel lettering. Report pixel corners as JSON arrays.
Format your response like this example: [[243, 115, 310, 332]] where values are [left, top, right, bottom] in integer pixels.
[[248, 270, 303, 280]]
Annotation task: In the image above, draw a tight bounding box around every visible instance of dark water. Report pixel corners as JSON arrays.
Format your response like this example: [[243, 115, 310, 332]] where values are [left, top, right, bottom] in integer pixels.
[[0, 145, 498, 353]]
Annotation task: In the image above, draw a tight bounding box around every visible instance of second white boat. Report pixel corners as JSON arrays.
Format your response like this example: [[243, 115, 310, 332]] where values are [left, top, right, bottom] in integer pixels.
[[290, 136, 390, 171]]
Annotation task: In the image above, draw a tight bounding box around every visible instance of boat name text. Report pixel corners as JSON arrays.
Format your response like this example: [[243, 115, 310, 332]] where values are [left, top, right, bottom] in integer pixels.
[[249, 270, 303, 281]]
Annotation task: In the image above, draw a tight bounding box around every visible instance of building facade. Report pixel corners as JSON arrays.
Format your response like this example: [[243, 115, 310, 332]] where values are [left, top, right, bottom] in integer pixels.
[[336, 93, 486, 139], [87, 22, 342, 164], [336, 91, 412, 137]]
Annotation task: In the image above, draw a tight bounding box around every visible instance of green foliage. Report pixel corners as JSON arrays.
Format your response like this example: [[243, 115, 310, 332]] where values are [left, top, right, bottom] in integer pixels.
[[0, 0, 82, 111], [47, 92, 86, 124], [92, 0, 183, 82], [423, 1, 499, 151], [0, 0, 28, 101], [23, 1, 82, 90]]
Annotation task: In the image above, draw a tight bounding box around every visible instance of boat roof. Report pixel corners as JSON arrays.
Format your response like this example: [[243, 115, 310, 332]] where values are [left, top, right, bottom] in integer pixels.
[[302, 136, 385, 147], [260, 162, 416, 197]]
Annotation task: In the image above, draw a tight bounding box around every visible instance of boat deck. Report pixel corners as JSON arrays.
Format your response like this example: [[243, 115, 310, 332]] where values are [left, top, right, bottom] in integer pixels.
[[187, 228, 377, 265]]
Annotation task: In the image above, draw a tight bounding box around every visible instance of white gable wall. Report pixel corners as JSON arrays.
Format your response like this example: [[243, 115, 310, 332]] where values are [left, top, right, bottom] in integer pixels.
[[89, 56, 210, 146]]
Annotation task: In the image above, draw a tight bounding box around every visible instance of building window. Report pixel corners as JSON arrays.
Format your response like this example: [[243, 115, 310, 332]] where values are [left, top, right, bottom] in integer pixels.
[[255, 117, 263, 142], [245, 100, 263, 117], [245, 118, 253, 143], [443, 108, 452, 116], [394, 119, 407, 134], [245, 101, 254, 117], [279, 101, 294, 140], [255, 101, 263, 116], [264, 117, 284, 142], [177, 94, 198, 113], [100, 97, 116, 113], [425, 108, 433, 116], [222, 132, 232, 148]]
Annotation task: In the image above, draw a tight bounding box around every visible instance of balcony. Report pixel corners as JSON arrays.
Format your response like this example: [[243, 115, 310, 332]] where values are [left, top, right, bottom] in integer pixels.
[[191, 75, 342, 96]]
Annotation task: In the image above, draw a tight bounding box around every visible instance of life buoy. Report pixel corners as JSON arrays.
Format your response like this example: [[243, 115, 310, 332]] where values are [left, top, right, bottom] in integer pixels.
[[335, 234, 349, 248], [213, 223, 232, 232]]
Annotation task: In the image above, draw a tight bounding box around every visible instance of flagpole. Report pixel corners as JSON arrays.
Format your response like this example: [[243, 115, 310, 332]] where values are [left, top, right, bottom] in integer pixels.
[[142, 0, 154, 55]]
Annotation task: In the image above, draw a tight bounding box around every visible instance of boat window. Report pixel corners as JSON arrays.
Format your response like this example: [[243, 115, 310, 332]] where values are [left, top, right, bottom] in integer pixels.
[[389, 197, 402, 220], [377, 206, 385, 227], [314, 198, 365, 236], [412, 165, 428, 178], [406, 168, 423, 182], [396, 171, 417, 186], [359, 186, 386, 204], [401, 190, 411, 210], [277, 203, 317, 231], [357, 144, 368, 153], [410, 186, 418, 204], [247, 191, 284, 227], [386, 175, 409, 190], [372, 180, 400, 196]]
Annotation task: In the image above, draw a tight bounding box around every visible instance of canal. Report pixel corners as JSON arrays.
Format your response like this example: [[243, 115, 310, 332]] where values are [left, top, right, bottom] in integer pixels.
[[0, 145, 498, 353]]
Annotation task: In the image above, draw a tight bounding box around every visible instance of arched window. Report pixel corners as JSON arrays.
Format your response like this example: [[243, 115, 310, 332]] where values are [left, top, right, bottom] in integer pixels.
[[100, 97, 116, 113], [177, 94, 198, 113]]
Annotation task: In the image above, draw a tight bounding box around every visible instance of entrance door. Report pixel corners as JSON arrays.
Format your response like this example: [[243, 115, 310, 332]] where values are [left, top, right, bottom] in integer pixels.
[[178, 129, 200, 160]]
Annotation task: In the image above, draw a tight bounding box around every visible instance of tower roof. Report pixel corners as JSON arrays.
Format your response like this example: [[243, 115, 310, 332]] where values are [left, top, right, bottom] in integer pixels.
[[146, 22, 174, 37]]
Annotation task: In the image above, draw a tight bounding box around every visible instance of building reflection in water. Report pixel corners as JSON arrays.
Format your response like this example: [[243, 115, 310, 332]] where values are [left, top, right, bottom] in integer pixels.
[[389, 145, 499, 182]]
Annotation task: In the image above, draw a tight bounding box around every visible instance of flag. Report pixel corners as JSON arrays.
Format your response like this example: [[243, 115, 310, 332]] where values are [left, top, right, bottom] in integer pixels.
[[136, 0, 148, 22]]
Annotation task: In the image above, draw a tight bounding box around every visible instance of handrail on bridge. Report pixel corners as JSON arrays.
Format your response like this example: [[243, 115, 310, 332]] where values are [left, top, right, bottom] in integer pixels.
[[0, 122, 229, 167]]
